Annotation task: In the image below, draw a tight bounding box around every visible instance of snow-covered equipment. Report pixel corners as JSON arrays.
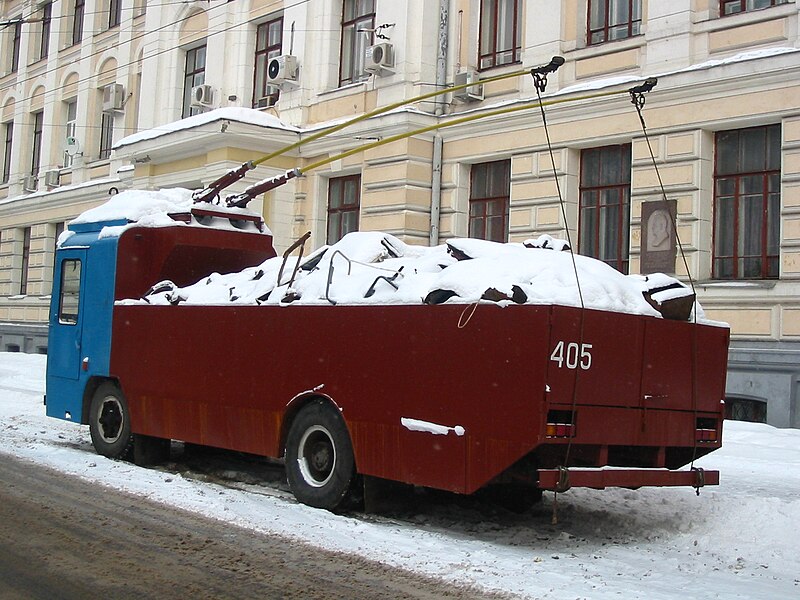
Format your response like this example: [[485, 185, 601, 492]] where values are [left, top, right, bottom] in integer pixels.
[[44, 61, 729, 512]]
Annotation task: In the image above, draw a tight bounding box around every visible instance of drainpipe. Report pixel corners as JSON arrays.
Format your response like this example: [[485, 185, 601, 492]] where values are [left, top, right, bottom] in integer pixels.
[[430, 0, 449, 246]]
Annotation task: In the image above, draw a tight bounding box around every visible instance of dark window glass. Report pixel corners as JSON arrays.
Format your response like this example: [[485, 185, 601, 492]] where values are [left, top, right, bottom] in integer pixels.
[[588, 0, 642, 45], [182, 45, 207, 118], [327, 174, 361, 244], [339, 0, 375, 86], [20, 227, 31, 296], [724, 397, 767, 422], [478, 0, 522, 70], [253, 17, 283, 108], [579, 145, 632, 273], [713, 125, 781, 279], [2, 122, 12, 184], [109, 0, 122, 28], [72, 0, 85, 45], [39, 3, 52, 61], [59, 259, 82, 324], [721, 0, 788, 16], [469, 160, 510, 242], [31, 112, 44, 176], [99, 112, 114, 159], [10, 19, 22, 72]]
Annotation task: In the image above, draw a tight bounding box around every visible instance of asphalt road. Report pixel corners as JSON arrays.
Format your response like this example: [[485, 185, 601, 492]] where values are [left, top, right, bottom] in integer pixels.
[[0, 454, 503, 600]]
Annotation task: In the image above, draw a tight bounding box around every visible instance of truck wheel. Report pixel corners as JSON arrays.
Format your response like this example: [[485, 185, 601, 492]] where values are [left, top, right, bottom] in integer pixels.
[[285, 401, 355, 511], [89, 382, 133, 460]]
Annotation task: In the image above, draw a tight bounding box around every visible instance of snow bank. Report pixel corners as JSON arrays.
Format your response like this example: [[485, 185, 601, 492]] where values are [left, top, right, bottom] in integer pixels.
[[2, 353, 798, 600]]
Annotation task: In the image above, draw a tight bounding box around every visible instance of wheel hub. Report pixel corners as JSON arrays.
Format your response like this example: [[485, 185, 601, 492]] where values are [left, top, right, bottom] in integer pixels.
[[98, 397, 123, 443], [298, 425, 336, 488]]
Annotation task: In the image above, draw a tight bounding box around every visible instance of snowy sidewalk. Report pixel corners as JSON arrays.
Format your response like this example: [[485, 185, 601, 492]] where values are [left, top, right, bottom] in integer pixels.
[[1, 352, 798, 599]]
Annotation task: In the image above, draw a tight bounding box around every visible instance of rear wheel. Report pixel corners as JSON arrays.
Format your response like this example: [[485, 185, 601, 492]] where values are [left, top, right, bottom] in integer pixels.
[[285, 401, 355, 511], [89, 382, 133, 460]]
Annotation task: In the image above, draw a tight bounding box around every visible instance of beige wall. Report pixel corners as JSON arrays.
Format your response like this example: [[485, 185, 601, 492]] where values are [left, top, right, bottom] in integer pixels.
[[3, 0, 800, 344]]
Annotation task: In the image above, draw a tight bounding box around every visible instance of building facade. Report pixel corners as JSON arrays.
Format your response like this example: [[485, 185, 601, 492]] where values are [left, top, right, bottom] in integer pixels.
[[1, 0, 799, 427]]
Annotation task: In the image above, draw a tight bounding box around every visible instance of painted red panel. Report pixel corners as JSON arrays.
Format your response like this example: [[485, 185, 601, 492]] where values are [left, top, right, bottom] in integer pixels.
[[545, 306, 646, 409], [110, 301, 728, 494], [115, 227, 275, 300], [538, 467, 719, 490]]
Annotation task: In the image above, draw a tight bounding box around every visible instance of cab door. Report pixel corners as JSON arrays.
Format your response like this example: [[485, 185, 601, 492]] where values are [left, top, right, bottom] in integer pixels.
[[46, 250, 86, 420]]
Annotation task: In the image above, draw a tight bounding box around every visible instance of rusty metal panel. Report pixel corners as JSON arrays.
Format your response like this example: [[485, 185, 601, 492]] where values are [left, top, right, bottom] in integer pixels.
[[110, 301, 729, 494], [115, 227, 275, 300], [538, 467, 719, 490], [545, 306, 646, 409]]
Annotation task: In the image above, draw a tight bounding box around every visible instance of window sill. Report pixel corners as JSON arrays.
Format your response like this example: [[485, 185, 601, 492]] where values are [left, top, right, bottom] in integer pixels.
[[697, 279, 778, 290], [568, 34, 645, 62], [318, 81, 369, 99], [695, 1, 796, 32], [477, 60, 522, 74]]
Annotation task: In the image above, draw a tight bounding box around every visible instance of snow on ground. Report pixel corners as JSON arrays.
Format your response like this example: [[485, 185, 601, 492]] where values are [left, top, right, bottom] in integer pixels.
[[1, 352, 797, 599]]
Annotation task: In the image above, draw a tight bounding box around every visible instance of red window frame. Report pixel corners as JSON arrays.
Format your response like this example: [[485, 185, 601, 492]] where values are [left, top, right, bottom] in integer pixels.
[[712, 125, 781, 280], [720, 0, 787, 16], [253, 17, 283, 108], [469, 160, 510, 243], [478, 0, 522, 71], [587, 0, 641, 46], [578, 144, 631, 274], [339, 0, 375, 86], [327, 174, 361, 244]]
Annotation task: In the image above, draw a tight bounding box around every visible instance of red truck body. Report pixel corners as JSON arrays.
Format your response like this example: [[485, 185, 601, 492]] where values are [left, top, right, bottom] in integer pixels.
[[112, 301, 727, 495], [47, 215, 728, 509]]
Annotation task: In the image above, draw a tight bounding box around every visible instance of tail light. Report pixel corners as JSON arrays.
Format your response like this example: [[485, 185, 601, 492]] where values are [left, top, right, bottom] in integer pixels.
[[546, 410, 576, 438], [696, 418, 719, 443]]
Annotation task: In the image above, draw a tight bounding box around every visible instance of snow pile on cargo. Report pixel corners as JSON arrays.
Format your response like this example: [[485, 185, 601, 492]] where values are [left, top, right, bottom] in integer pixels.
[[137, 231, 705, 321]]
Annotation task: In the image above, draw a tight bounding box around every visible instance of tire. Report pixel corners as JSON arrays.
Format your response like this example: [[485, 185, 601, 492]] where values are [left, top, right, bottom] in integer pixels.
[[285, 401, 355, 511], [89, 382, 133, 460]]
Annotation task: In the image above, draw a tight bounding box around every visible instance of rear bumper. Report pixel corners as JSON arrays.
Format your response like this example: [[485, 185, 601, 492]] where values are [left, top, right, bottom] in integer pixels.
[[537, 467, 718, 491]]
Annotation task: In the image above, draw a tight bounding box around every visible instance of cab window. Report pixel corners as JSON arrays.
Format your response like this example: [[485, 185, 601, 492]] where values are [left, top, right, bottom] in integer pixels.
[[59, 259, 81, 324]]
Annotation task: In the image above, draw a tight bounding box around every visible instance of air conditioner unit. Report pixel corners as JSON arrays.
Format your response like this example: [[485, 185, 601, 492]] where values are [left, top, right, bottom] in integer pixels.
[[23, 175, 38, 192], [267, 55, 298, 85], [44, 169, 60, 188], [191, 84, 214, 108], [102, 83, 125, 113], [365, 43, 394, 75], [453, 70, 484, 102]]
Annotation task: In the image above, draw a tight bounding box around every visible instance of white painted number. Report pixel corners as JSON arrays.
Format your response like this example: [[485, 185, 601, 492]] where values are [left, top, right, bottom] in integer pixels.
[[550, 341, 593, 370]]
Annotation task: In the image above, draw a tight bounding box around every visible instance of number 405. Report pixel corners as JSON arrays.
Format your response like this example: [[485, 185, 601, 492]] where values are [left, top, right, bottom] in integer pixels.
[[550, 341, 593, 370]]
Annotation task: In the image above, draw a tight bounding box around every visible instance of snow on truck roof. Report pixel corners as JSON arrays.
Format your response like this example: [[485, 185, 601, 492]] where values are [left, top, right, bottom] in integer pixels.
[[64, 188, 270, 242]]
